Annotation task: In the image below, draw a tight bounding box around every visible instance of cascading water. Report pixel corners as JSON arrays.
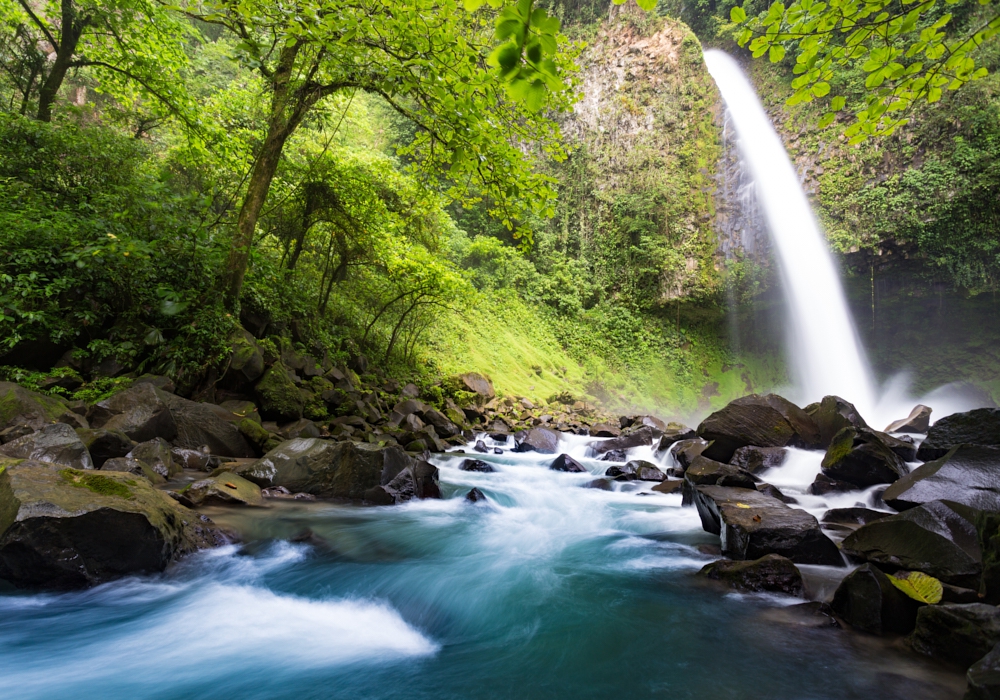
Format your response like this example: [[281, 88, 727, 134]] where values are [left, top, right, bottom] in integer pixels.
[[704, 50, 877, 415]]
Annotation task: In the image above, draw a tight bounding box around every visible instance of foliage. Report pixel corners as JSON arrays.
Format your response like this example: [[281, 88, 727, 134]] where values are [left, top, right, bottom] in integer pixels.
[[889, 570, 944, 604]]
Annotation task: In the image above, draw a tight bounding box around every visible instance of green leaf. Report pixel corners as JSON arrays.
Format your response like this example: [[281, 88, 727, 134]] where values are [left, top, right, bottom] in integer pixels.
[[889, 571, 943, 605], [770, 45, 786, 62], [635, 0, 658, 10], [731, 5, 747, 22], [830, 95, 846, 110], [463, 0, 485, 10], [812, 81, 830, 96], [818, 112, 836, 128]]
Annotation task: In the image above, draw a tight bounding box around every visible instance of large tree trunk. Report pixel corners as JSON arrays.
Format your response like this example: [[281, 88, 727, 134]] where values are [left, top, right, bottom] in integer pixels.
[[35, 0, 84, 122]]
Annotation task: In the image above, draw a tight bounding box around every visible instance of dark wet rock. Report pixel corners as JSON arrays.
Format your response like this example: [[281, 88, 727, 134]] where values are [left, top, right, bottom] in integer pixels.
[[697, 394, 821, 462], [918, 408, 1000, 462], [179, 474, 263, 507], [756, 483, 796, 504], [126, 438, 177, 479], [966, 642, 1000, 700], [419, 408, 460, 438], [821, 507, 893, 527], [277, 418, 321, 440], [809, 473, 859, 495], [459, 458, 495, 473], [604, 464, 633, 479], [910, 604, 1000, 668], [692, 485, 843, 566], [651, 424, 698, 459], [599, 449, 627, 463], [75, 429, 134, 469], [588, 426, 657, 457], [0, 423, 93, 470], [253, 362, 304, 423], [830, 563, 920, 635], [589, 423, 621, 438], [583, 478, 614, 490], [820, 427, 908, 488], [884, 446, 1000, 512], [671, 438, 710, 471], [550, 453, 587, 473], [171, 446, 213, 471], [652, 479, 684, 494], [473, 440, 489, 454], [942, 583, 984, 604], [683, 455, 757, 504], [761, 601, 840, 629], [730, 446, 787, 475], [842, 500, 982, 588], [99, 456, 165, 484], [0, 382, 84, 434], [885, 404, 933, 435], [878, 431, 918, 462], [162, 393, 255, 458], [493, 447, 503, 455], [807, 395, 871, 448], [89, 383, 177, 444], [365, 459, 441, 504], [0, 461, 226, 589], [465, 487, 487, 503], [699, 553, 804, 596], [513, 428, 559, 454], [607, 460, 665, 481]]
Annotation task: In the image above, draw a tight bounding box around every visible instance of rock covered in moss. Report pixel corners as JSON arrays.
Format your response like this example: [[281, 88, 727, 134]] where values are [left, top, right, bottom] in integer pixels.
[[820, 427, 908, 488], [805, 395, 870, 448], [0, 460, 227, 589], [100, 456, 165, 484], [0, 423, 93, 470], [89, 383, 177, 443], [179, 473, 263, 507], [254, 361, 303, 423], [699, 554, 804, 596], [0, 383, 87, 437]]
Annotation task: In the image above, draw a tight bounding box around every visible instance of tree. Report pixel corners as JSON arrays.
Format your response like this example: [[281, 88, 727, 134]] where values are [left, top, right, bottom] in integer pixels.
[[729, 0, 1000, 142]]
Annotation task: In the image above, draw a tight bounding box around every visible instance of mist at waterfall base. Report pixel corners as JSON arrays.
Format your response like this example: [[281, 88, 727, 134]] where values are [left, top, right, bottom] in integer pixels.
[[0, 434, 965, 699], [705, 49, 991, 427]]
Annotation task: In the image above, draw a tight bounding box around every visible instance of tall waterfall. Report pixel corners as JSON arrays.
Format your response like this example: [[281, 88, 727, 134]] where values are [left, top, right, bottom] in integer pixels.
[[704, 50, 877, 414]]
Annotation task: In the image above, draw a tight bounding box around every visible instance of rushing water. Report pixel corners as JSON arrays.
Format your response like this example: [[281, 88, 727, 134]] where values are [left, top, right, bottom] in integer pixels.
[[0, 435, 964, 700]]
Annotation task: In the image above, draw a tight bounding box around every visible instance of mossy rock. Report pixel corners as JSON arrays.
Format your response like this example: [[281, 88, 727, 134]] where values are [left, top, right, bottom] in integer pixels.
[[0, 382, 73, 432], [254, 362, 303, 423], [237, 417, 270, 452]]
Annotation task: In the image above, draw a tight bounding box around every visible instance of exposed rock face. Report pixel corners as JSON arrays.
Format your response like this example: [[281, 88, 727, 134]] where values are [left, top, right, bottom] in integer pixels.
[[820, 427, 908, 488], [0, 382, 81, 434], [830, 563, 920, 635], [809, 473, 858, 495], [459, 458, 495, 473], [127, 438, 177, 478], [698, 554, 804, 596], [0, 461, 226, 589], [885, 404, 932, 434], [910, 604, 1000, 668], [842, 500, 982, 588], [89, 383, 177, 443], [465, 487, 487, 503], [884, 446, 1000, 512], [100, 456, 165, 484], [692, 485, 843, 566], [76, 429, 134, 469], [0, 424, 93, 470], [589, 423, 620, 438], [670, 438, 709, 471], [455, 372, 495, 400], [918, 409, 1000, 461], [588, 426, 657, 457], [253, 362, 303, 423], [697, 394, 820, 462], [730, 446, 787, 475], [683, 456, 757, 503], [821, 507, 893, 527], [513, 428, 559, 454], [652, 479, 683, 494], [966, 642, 1000, 699], [807, 395, 870, 448], [550, 454, 587, 472], [365, 459, 441, 504], [652, 425, 698, 457], [606, 460, 665, 481], [179, 474, 263, 507], [168, 396, 254, 458]]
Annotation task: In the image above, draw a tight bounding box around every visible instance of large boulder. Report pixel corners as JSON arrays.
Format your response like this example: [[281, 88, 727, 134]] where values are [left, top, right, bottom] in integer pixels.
[[966, 642, 1000, 700], [0, 460, 227, 589], [692, 485, 843, 566], [235, 439, 434, 500], [820, 427, 908, 488], [670, 438, 710, 472], [75, 429, 134, 469], [163, 394, 255, 459], [100, 456, 165, 485], [697, 394, 821, 463], [884, 446, 1000, 512], [698, 554, 804, 596], [0, 423, 93, 470], [730, 446, 787, 475], [550, 454, 587, 472], [842, 500, 982, 588], [806, 395, 870, 448], [830, 563, 920, 635], [224, 329, 265, 385], [89, 383, 177, 443], [513, 428, 559, 454], [0, 382, 83, 434], [918, 408, 1000, 462], [885, 404, 932, 434], [910, 604, 1000, 668], [454, 372, 495, 400], [127, 438, 178, 479], [682, 456, 756, 503], [253, 362, 304, 423], [365, 459, 441, 504], [588, 425, 658, 457], [179, 473, 263, 507]]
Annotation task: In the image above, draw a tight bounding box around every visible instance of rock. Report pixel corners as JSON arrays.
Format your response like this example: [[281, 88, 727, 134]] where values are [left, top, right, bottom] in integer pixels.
[[841, 500, 982, 588], [761, 601, 840, 629], [652, 425, 698, 458], [820, 427, 908, 488], [162, 393, 255, 458], [885, 405, 933, 434], [671, 438, 710, 470], [697, 394, 821, 462], [466, 487, 487, 503], [0, 382, 81, 434], [599, 449, 627, 462], [809, 473, 859, 495], [918, 408, 1000, 462], [171, 446, 213, 471], [0, 461, 226, 589], [589, 426, 657, 457], [133, 374, 176, 394], [75, 429, 134, 469], [254, 362, 304, 423], [236, 439, 432, 500], [180, 474, 263, 507], [684, 456, 757, 497], [807, 395, 870, 448], [454, 372, 495, 400], [459, 458, 495, 473], [226, 329, 265, 384], [126, 438, 178, 479], [966, 642, 1000, 700], [821, 507, 893, 527], [730, 446, 787, 475], [692, 485, 843, 566], [0, 424, 93, 470], [625, 460, 666, 481], [550, 453, 587, 472], [910, 604, 1000, 668], [652, 479, 684, 494], [89, 383, 176, 443], [278, 418, 321, 440], [237, 418, 271, 453], [365, 459, 441, 504], [513, 428, 559, 454], [884, 446, 1000, 512], [473, 440, 488, 454], [878, 431, 918, 461], [830, 563, 920, 635], [100, 456, 165, 484], [589, 423, 621, 438], [419, 408, 460, 438], [698, 554, 804, 596], [219, 400, 261, 423], [583, 478, 613, 490], [757, 483, 796, 504]]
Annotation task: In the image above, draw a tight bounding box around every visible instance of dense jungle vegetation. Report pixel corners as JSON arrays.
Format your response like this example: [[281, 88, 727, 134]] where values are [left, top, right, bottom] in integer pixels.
[[1, 0, 998, 416]]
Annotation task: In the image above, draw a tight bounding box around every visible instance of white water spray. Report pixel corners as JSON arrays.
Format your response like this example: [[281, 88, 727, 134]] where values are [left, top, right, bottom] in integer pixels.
[[704, 50, 877, 414]]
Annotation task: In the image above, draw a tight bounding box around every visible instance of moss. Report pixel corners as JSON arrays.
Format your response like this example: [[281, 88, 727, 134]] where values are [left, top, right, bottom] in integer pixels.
[[822, 428, 856, 468], [59, 469, 134, 500], [254, 361, 303, 421]]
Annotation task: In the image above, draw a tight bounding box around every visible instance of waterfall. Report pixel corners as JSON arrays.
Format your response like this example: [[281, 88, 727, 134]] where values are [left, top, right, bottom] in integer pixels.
[[704, 50, 877, 414]]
